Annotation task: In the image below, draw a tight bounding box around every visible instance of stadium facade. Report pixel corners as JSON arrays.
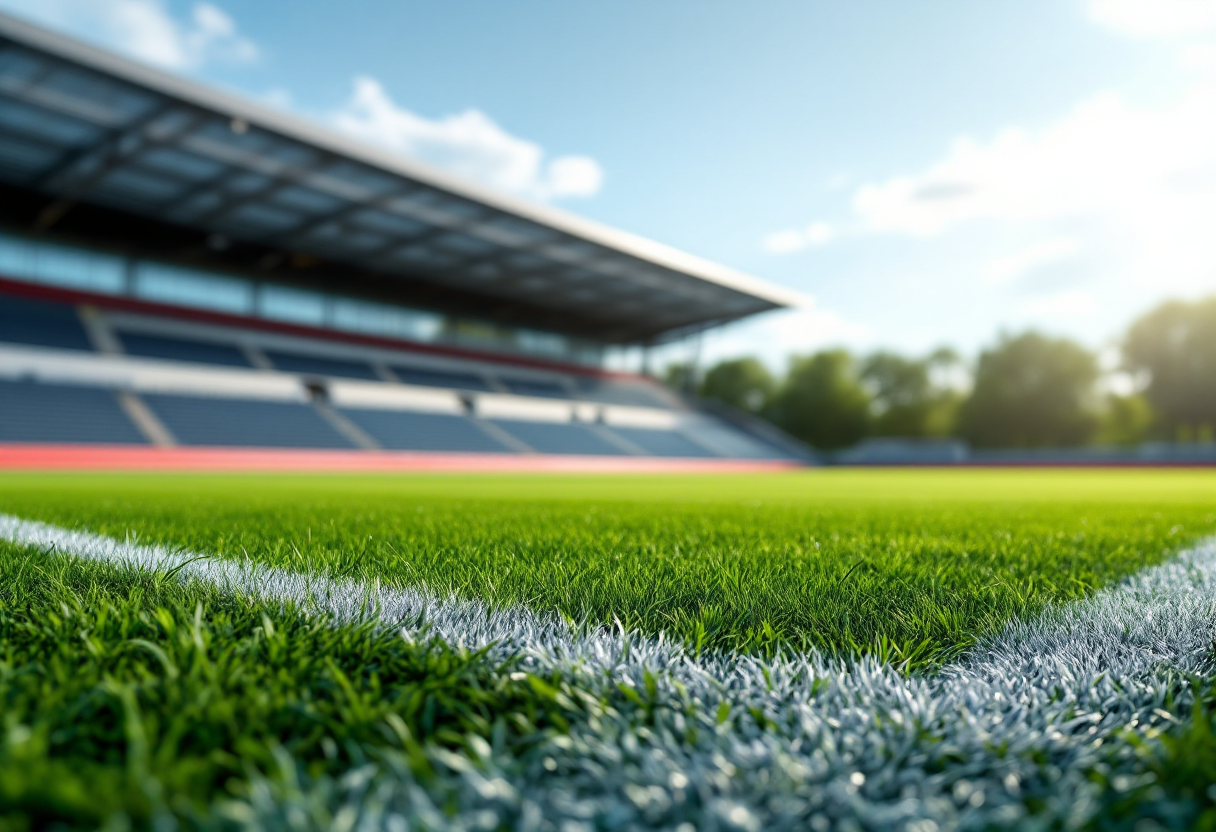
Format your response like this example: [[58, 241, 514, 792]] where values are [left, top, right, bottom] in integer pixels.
[[0, 12, 808, 469]]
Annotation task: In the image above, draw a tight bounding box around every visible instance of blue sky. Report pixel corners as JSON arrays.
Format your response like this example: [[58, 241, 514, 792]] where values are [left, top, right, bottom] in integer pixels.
[[3, 0, 1215, 372]]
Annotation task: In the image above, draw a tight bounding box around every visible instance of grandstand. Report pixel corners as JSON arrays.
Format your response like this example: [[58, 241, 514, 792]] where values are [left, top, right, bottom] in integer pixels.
[[0, 12, 808, 468]]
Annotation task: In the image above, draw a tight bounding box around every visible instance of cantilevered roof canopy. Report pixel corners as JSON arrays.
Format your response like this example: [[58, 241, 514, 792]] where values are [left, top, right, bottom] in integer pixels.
[[0, 12, 801, 344]]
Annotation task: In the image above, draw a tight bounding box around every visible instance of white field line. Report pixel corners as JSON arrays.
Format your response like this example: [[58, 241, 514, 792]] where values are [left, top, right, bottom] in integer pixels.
[[2, 512, 1216, 831]]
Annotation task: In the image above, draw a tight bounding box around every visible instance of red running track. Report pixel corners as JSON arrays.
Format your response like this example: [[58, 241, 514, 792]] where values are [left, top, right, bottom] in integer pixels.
[[0, 444, 804, 473]]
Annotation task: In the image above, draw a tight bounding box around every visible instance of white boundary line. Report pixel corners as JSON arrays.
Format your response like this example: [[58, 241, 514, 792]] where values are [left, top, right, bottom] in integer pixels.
[[2, 512, 1215, 830]]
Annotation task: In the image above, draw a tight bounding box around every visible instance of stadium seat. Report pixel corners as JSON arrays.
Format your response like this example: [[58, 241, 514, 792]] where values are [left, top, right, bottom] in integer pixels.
[[607, 426, 718, 457], [679, 421, 786, 459], [0, 379, 145, 444], [118, 331, 253, 367], [498, 377, 570, 398], [573, 377, 675, 409], [264, 350, 380, 380], [143, 394, 354, 448], [490, 420, 627, 455], [339, 408, 510, 452], [391, 365, 493, 392], [0, 296, 94, 352]]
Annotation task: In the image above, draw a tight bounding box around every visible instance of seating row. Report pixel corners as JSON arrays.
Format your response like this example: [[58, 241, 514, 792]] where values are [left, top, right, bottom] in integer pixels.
[[0, 379, 786, 459], [0, 294, 674, 408]]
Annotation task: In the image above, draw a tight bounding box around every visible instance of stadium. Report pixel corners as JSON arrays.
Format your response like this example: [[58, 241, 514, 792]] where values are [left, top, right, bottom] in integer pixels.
[[0, 12, 807, 471], [2, 8, 1216, 832]]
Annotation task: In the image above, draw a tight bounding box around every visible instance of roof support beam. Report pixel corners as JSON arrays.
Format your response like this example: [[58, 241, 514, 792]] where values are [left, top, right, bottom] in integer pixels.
[[32, 104, 204, 230], [0, 13, 795, 346], [258, 185, 417, 248], [180, 150, 340, 228]]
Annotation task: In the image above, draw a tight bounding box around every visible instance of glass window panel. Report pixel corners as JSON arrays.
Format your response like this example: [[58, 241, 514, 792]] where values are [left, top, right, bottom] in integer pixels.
[[133, 262, 252, 314], [0, 49, 44, 85], [0, 134, 59, 170], [259, 284, 327, 326], [515, 328, 569, 359], [332, 298, 442, 342], [0, 232, 124, 294], [0, 232, 36, 279]]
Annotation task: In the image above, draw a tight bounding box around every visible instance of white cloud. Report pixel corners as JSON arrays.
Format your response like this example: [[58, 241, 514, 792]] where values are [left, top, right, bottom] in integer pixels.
[[845, 75, 1216, 293], [982, 238, 1081, 286], [0, 0, 258, 69], [849, 89, 1205, 236], [762, 221, 836, 254], [542, 155, 603, 199], [1088, 0, 1216, 37], [1181, 42, 1216, 69], [332, 76, 603, 201]]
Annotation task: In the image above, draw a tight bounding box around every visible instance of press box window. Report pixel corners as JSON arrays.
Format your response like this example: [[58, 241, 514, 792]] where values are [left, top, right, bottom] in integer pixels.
[[0, 231, 125, 295], [133, 262, 253, 315]]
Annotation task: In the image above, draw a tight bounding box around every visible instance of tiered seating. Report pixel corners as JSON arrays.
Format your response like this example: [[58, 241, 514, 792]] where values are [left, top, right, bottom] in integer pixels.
[[680, 420, 784, 459], [609, 426, 716, 458], [118, 332, 252, 367], [490, 420, 626, 455], [0, 295, 804, 460], [264, 350, 380, 380], [391, 365, 492, 392], [143, 394, 353, 448], [339, 409, 508, 452], [499, 377, 569, 398], [0, 296, 94, 352], [574, 377, 674, 409], [0, 379, 145, 444]]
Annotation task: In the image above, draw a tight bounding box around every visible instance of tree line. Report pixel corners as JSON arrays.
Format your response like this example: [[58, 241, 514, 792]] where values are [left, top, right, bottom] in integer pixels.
[[668, 296, 1216, 451]]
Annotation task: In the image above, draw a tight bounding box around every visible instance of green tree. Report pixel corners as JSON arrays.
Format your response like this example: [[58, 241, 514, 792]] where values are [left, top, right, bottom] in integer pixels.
[[861, 348, 962, 437], [1095, 393, 1155, 446], [699, 357, 775, 413], [662, 362, 694, 395], [769, 350, 871, 450], [957, 332, 1100, 448], [1124, 296, 1216, 439]]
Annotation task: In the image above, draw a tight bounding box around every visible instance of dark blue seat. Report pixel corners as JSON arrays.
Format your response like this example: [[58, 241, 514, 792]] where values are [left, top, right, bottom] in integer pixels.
[[498, 377, 570, 398], [0, 295, 94, 351], [490, 420, 626, 455], [609, 426, 716, 457], [0, 379, 145, 444], [118, 331, 252, 367], [680, 421, 786, 459], [143, 394, 354, 448], [264, 350, 380, 380], [391, 365, 492, 392], [573, 377, 673, 408], [341, 409, 508, 452]]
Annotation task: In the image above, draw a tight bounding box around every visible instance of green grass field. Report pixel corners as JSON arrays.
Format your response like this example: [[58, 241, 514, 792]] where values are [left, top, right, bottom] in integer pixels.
[[2, 468, 1216, 830], [2, 469, 1214, 665]]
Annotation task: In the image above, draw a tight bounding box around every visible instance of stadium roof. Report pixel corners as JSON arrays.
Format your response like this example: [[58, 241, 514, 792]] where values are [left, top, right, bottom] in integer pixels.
[[0, 12, 802, 345]]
